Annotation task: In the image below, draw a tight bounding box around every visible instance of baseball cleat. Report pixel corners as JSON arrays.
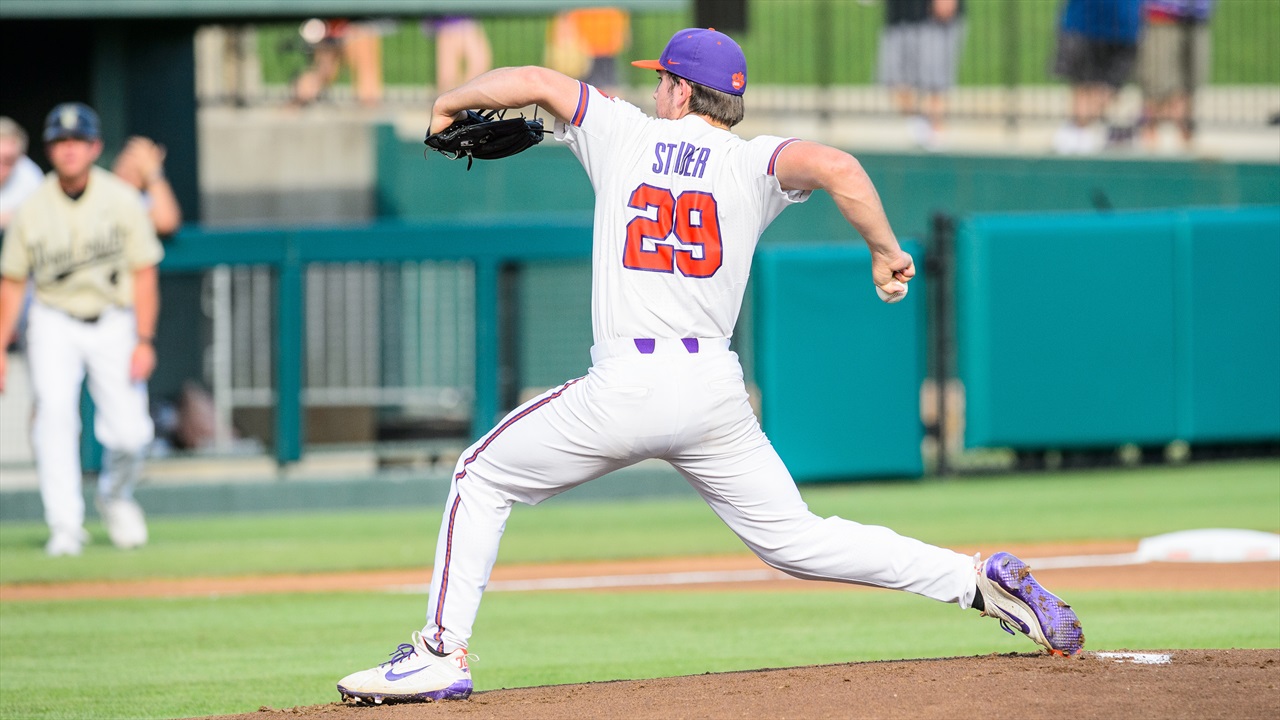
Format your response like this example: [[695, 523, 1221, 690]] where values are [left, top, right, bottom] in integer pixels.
[[975, 552, 1084, 656], [336, 631, 473, 703], [97, 497, 148, 550], [45, 528, 89, 557]]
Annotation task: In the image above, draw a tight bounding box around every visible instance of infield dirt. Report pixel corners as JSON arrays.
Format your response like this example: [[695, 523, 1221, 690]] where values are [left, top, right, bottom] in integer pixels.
[[220, 649, 1279, 720]]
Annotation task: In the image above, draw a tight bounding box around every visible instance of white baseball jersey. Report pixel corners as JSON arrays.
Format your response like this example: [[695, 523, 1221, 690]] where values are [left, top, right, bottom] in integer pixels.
[[416, 82, 978, 658], [555, 83, 809, 342], [1, 166, 162, 318], [1, 165, 159, 543]]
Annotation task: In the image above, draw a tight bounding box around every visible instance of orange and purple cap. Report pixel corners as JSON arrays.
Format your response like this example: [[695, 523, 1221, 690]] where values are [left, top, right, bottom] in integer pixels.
[[631, 28, 747, 96]]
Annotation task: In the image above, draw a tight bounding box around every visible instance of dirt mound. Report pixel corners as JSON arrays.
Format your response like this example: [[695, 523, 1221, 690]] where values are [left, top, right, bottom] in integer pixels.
[[215, 649, 1278, 720]]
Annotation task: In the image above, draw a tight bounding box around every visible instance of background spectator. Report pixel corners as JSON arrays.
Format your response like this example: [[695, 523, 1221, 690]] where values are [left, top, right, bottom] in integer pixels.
[[1136, 0, 1215, 152], [1051, 0, 1144, 155], [545, 11, 591, 80], [565, 7, 631, 95], [427, 16, 492, 94], [545, 6, 629, 95], [0, 116, 44, 354], [0, 116, 44, 231], [112, 135, 183, 237], [293, 18, 388, 106], [877, 0, 967, 151]]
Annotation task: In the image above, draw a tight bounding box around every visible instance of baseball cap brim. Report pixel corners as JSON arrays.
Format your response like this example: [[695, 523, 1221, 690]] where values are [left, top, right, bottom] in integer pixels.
[[630, 59, 664, 71], [44, 129, 95, 143]]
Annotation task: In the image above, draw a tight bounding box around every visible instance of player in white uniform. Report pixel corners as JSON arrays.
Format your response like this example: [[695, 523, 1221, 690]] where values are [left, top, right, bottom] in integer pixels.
[[0, 103, 163, 556], [336, 29, 1083, 704]]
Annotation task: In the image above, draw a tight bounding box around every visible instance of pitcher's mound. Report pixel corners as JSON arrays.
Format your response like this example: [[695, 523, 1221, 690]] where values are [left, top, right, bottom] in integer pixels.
[[220, 649, 1279, 720]]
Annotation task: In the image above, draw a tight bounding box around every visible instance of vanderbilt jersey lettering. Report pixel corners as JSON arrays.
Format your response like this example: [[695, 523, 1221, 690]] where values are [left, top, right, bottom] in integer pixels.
[[1, 166, 163, 318]]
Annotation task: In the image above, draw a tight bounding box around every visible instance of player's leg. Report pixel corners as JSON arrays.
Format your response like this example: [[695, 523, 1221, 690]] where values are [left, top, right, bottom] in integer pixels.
[[337, 376, 627, 703], [670, 379, 1081, 654], [673, 439, 976, 604], [422, 375, 632, 652], [82, 307, 154, 549], [25, 303, 90, 555], [658, 348, 971, 601]]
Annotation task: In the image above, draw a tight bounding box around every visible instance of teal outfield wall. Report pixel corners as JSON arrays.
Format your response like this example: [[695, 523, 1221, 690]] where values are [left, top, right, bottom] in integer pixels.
[[754, 243, 927, 482], [958, 206, 1280, 450], [377, 125, 1280, 240]]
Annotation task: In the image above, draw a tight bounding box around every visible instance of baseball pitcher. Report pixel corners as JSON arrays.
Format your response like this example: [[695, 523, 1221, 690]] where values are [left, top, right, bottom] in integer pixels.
[[337, 29, 1083, 705]]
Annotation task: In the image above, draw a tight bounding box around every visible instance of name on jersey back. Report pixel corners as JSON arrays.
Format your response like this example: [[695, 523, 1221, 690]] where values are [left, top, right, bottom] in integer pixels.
[[653, 141, 711, 179]]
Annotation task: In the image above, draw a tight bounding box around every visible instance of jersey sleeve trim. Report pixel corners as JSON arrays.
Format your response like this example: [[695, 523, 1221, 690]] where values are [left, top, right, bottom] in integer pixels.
[[571, 81, 589, 127], [767, 138, 801, 176]]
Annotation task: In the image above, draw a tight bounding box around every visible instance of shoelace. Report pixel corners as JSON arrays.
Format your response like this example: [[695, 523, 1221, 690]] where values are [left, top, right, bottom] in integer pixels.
[[381, 640, 478, 667], [383, 642, 418, 667]]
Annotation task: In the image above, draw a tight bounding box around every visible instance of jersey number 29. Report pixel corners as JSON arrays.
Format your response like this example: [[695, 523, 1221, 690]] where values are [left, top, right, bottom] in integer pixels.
[[623, 184, 722, 278]]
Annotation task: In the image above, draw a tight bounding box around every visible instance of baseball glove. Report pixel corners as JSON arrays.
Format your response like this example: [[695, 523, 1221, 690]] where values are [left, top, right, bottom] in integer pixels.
[[424, 109, 546, 170]]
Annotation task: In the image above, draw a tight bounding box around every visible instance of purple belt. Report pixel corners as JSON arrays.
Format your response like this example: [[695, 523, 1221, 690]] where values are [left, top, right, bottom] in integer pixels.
[[634, 338, 700, 354]]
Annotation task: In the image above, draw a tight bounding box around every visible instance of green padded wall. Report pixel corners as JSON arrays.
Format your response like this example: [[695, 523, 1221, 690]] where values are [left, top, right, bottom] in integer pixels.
[[958, 213, 1180, 447], [1180, 208, 1280, 442], [958, 207, 1280, 449], [754, 243, 926, 482]]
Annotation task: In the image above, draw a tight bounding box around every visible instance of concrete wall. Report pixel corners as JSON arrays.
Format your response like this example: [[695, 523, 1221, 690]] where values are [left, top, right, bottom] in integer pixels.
[[198, 107, 377, 225]]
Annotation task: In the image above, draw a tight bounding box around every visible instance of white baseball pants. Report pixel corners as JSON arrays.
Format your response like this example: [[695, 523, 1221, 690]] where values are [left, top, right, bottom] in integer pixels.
[[421, 338, 976, 653], [26, 301, 154, 537]]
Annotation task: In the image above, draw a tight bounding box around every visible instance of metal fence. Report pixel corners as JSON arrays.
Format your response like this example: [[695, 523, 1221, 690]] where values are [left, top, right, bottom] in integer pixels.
[[194, 1, 1280, 127], [199, 262, 474, 455]]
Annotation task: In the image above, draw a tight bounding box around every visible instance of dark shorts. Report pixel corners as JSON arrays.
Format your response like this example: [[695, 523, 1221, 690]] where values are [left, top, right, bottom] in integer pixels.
[[584, 55, 618, 89], [1053, 31, 1137, 89]]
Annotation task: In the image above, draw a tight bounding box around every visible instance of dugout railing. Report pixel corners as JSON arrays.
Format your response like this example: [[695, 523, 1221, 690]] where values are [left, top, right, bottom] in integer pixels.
[[151, 219, 592, 466]]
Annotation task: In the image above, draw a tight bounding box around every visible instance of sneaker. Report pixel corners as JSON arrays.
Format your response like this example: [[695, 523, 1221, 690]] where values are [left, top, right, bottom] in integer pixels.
[[1051, 124, 1081, 155], [98, 498, 148, 549], [45, 528, 89, 557], [907, 114, 935, 150], [337, 631, 473, 704], [975, 552, 1084, 656]]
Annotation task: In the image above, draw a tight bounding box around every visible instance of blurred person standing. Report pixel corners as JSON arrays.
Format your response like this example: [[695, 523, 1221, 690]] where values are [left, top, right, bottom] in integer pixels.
[[112, 135, 182, 237], [1051, 0, 1143, 154], [877, 0, 966, 151], [0, 116, 45, 231], [293, 18, 387, 106], [567, 7, 631, 96], [428, 15, 492, 93], [1136, 0, 1215, 152], [0, 103, 164, 556], [545, 10, 591, 80]]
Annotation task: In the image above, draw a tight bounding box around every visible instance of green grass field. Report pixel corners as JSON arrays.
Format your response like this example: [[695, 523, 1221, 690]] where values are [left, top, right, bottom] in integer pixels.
[[2, 460, 1276, 584], [1, 460, 1277, 719]]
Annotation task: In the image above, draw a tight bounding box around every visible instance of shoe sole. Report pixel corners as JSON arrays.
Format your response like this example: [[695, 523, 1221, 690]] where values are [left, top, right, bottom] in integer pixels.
[[985, 552, 1085, 656], [337, 679, 472, 704]]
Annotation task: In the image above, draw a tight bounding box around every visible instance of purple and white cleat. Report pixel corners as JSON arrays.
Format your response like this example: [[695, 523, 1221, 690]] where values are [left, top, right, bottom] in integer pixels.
[[337, 631, 473, 704], [976, 552, 1084, 656]]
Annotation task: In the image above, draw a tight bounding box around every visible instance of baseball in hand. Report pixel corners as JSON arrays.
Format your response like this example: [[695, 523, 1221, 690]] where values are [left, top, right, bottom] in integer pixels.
[[876, 281, 909, 304]]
